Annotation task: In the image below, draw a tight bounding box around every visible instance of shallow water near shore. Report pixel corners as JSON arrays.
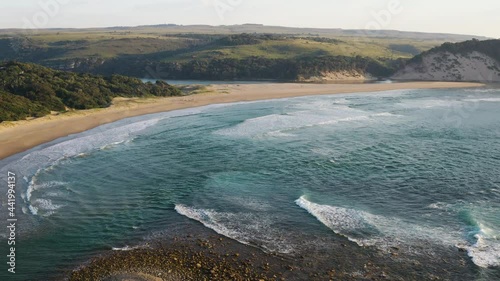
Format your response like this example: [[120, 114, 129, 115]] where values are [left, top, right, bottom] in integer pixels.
[[1, 88, 500, 280]]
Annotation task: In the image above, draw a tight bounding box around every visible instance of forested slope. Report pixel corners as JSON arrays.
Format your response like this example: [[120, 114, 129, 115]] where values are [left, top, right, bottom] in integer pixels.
[[0, 62, 181, 122]]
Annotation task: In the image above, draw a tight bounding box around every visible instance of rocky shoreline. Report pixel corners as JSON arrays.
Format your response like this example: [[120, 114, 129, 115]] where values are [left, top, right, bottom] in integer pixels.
[[66, 223, 477, 281]]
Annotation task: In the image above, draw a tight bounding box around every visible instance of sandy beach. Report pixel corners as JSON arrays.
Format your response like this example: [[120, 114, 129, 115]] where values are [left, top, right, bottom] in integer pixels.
[[0, 82, 482, 160]]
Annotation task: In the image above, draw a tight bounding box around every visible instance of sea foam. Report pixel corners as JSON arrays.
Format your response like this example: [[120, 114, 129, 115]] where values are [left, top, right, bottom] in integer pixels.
[[112, 245, 141, 251], [463, 98, 500, 103], [295, 196, 380, 246], [465, 231, 500, 268], [0, 116, 164, 219], [297, 196, 500, 268], [215, 103, 394, 138], [175, 204, 294, 253], [3, 117, 162, 178], [461, 218, 500, 268]]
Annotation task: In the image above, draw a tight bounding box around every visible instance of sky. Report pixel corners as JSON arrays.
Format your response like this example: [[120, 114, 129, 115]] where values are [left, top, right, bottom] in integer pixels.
[[0, 0, 499, 38]]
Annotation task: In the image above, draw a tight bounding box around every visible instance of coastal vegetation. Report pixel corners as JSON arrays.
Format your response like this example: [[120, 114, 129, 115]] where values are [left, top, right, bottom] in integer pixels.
[[0, 25, 471, 80], [136, 55, 396, 80], [409, 39, 500, 64], [0, 61, 181, 122]]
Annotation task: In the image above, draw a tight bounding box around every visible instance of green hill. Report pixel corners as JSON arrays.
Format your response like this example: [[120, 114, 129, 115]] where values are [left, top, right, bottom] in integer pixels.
[[0, 62, 181, 122], [1, 33, 409, 80], [0, 26, 490, 81], [0, 25, 465, 80], [1, 24, 473, 62]]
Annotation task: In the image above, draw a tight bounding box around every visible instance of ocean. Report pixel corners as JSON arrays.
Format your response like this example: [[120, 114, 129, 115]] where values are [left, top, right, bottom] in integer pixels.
[[1, 88, 499, 280]]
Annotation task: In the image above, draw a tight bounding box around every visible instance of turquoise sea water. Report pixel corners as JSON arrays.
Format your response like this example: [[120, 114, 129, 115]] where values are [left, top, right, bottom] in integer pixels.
[[1, 88, 500, 280]]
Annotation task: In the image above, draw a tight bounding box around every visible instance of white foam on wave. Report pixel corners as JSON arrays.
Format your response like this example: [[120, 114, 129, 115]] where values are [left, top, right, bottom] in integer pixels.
[[332, 98, 350, 104], [292, 100, 350, 110], [463, 222, 500, 268], [215, 103, 395, 138], [295, 196, 379, 246], [99, 140, 128, 150], [463, 98, 500, 103], [24, 161, 69, 216], [317, 115, 370, 126], [0, 105, 212, 224], [372, 112, 397, 117], [296, 197, 455, 247], [398, 99, 462, 109], [427, 202, 453, 210], [465, 237, 500, 268], [27, 178, 67, 202], [24, 162, 60, 202], [5, 117, 162, 177], [298, 196, 500, 268], [32, 199, 62, 211], [265, 130, 296, 137], [0, 116, 164, 218], [28, 198, 64, 217], [175, 204, 294, 253], [31, 199, 63, 211], [215, 113, 308, 137], [28, 205, 39, 216], [112, 245, 141, 251], [464, 89, 500, 93]]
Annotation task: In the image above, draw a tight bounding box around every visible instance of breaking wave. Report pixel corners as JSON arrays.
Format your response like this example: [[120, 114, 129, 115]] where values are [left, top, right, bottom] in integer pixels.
[[215, 106, 395, 137], [297, 196, 500, 268], [175, 204, 294, 253]]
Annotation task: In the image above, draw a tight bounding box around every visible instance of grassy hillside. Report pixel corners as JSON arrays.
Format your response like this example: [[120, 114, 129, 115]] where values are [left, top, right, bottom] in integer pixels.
[[0, 33, 421, 80], [157, 35, 410, 62], [0, 62, 181, 122], [1, 29, 450, 62], [0, 24, 487, 80]]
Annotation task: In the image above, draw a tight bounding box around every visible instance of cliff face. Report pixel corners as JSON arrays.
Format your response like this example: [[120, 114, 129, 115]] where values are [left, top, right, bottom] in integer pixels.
[[392, 40, 500, 82], [393, 51, 500, 82]]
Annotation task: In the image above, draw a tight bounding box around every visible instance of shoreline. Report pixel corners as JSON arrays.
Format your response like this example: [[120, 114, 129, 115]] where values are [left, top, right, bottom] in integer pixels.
[[0, 81, 483, 160], [67, 222, 476, 281]]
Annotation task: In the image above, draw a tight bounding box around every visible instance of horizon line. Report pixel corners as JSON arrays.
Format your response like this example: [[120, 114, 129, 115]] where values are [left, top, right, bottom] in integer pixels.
[[0, 23, 494, 39]]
